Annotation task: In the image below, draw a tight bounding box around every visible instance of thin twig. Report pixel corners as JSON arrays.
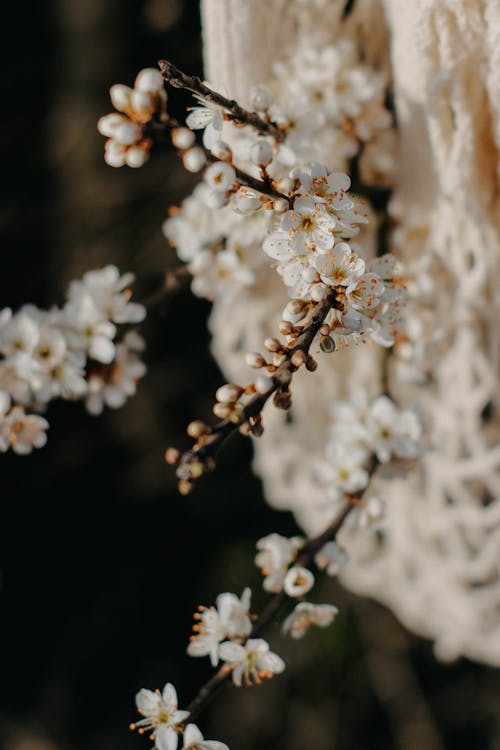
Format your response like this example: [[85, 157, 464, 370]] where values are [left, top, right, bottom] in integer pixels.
[[174, 290, 341, 489], [185, 463, 378, 722], [146, 117, 293, 209], [158, 60, 287, 142]]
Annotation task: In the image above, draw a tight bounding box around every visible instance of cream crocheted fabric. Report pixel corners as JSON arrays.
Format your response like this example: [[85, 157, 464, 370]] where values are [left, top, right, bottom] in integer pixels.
[[200, 0, 500, 665]]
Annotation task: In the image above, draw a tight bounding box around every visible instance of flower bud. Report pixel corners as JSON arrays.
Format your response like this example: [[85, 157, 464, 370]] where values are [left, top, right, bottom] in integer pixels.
[[113, 120, 142, 146], [311, 284, 328, 301], [97, 113, 125, 138], [245, 352, 266, 368], [134, 68, 164, 93], [215, 384, 243, 403], [204, 161, 236, 192], [277, 177, 293, 194], [125, 146, 148, 168], [171, 127, 195, 149], [320, 336, 335, 353], [255, 376, 273, 394], [264, 337, 281, 352], [210, 140, 232, 161], [104, 140, 127, 167], [110, 84, 132, 112], [273, 198, 289, 215], [213, 402, 232, 419], [250, 139, 273, 167], [291, 349, 306, 368], [183, 147, 207, 172]]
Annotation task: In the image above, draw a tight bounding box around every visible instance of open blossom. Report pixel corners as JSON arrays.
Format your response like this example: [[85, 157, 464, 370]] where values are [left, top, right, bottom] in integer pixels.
[[0, 266, 145, 453], [85, 331, 146, 416], [282, 602, 339, 639], [63, 293, 117, 364], [282, 198, 337, 253], [181, 724, 229, 750], [312, 242, 365, 288], [186, 92, 224, 148], [255, 533, 304, 592], [187, 589, 252, 667], [358, 496, 387, 531], [315, 444, 370, 497], [68, 265, 146, 325], [315, 542, 349, 577], [283, 565, 315, 598], [189, 248, 255, 303], [132, 683, 189, 750], [366, 396, 421, 462], [218, 638, 285, 687], [0, 402, 49, 455]]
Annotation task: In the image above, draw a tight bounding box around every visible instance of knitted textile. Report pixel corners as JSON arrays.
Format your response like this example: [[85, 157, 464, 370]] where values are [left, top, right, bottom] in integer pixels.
[[200, 0, 500, 665]]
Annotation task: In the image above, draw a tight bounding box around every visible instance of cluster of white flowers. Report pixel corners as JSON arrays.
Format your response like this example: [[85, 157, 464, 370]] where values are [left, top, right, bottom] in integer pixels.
[[163, 184, 269, 303], [0, 266, 146, 453], [267, 39, 395, 184], [132, 683, 228, 750], [98, 68, 167, 167], [186, 587, 285, 686], [314, 389, 421, 520], [254, 532, 341, 640]]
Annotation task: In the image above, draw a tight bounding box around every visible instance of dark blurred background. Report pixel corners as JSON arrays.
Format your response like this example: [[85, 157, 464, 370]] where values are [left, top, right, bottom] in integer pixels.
[[1, 2, 500, 749]]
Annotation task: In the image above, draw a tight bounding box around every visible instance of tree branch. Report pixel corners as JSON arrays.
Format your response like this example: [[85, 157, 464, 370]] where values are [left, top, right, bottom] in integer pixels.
[[158, 59, 287, 142], [185, 463, 378, 722], [173, 290, 341, 491]]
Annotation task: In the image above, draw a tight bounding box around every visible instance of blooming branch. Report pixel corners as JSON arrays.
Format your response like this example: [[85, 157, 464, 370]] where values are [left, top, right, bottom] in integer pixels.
[[167, 289, 341, 494], [157, 59, 287, 142]]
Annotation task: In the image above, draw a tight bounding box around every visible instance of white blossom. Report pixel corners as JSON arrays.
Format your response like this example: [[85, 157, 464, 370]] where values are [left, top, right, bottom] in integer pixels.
[[358, 496, 387, 531], [283, 565, 315, 598], [133, 683, 189, 750], [187, 588, 252, 667], [366, 396, 421, 463], [85, 331, 146, 416], [0, 406, 49, 455], [218, 638, 285, 686], [282, 602, 338, 639], [186, 93, 225, 149], [255, 533, 304, 592], [315, 542, 348, 577], [181, 724, 229, 750]]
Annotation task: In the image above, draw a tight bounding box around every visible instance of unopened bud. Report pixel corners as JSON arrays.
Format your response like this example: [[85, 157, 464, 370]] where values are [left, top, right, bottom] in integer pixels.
[[178, 479, 193, 495], [255, 375, 274, 394], [277, 177, 293, 194], [110, 84, 132, 112], [183, 147, 207, 172], [164, 447, 180, 464], [211, 140, 232, 161], [273, 198, 289, 215], [264, 337, 281, 352], [279, 320, 294, 335], [187, 420, 209, 438], [320, 336, 335, 353], [291, 349, 306, 368], [245, 352, 266, 368], [250, 139, 273, 167], [306, 356, 318, 371], [213, 402, 232, 419], [171, 127, 195, 149], [216, 383, 243, 403]]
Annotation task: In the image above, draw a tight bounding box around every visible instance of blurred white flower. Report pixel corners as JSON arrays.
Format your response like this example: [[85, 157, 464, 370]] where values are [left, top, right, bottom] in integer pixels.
[[282, 602, 338, 639]]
